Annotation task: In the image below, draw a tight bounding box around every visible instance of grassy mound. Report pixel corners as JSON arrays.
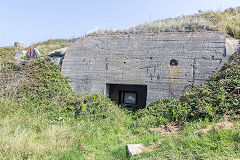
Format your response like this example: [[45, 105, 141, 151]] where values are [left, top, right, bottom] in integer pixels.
[[132, 7, 240, 38], [91, 7, 240, 39]]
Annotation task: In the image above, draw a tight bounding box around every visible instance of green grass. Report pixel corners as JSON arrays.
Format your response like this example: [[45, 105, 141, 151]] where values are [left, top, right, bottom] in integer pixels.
[[0, 98, 134, 159], [0, 46, 19, 62], [0, 96, 239, 159], [134, 122, 240, 160]]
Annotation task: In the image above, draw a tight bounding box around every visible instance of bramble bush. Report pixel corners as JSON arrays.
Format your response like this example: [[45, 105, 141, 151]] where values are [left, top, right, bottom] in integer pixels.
[[1, 57, 119, 121]]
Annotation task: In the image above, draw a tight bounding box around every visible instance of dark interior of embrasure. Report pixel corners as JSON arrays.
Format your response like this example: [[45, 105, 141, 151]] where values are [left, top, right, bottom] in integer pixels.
[[107, 84, 147, 108]]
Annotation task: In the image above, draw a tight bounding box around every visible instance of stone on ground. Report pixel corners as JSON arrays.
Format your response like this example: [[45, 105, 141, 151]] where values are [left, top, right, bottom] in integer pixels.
[[26, 48, 41, 58], [127, 144, 145, 157], [48, 47, 68, 65], [226, 38, 240, 58], [14, 51, 27, 65], [48, 47, 68, 55], [50, 56, 65, 65]]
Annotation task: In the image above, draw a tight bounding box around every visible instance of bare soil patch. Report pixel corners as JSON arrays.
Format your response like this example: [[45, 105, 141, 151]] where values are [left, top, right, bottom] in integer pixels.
[[149, 121, 181, 135], [195, 115, 235, 135]]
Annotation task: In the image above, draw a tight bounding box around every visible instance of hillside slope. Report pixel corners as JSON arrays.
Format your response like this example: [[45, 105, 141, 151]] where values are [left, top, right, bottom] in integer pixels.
[[0, 41, 239, 160], [0, 7, 240, 159]]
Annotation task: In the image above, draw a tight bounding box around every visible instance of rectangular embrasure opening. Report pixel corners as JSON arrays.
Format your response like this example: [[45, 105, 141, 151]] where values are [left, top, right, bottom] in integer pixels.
[[106, 84, 147, 108]]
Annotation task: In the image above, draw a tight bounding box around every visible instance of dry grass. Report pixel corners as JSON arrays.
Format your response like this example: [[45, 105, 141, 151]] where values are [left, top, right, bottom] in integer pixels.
[[89, 7, 240, 39], [134, 7, 240, 38], [0, 47, 19, 62], [131, 14, 214, 33], [0, 108, 81, 159], [29, 39, 76, 55]]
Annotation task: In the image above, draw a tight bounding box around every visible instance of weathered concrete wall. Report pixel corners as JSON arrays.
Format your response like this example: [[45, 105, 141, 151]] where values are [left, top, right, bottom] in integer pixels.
[[62, 32, 226, 105]]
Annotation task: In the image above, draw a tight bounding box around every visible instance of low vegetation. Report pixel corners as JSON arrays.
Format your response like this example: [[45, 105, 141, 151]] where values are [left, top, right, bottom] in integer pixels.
[[0, 7, 240, 159], [29, 39, 75, 55], [131, 7, 240, 38], [91, 7, 240, 39], [0, 46, 19, 63]]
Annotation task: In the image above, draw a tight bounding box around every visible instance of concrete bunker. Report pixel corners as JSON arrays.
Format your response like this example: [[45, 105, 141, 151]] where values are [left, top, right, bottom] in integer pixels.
[[62, 31, 226, 107]]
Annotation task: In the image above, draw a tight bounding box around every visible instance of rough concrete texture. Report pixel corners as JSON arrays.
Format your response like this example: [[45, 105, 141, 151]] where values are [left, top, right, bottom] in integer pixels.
[[62, 32, 226, 105], [127, 144, 145, 157]]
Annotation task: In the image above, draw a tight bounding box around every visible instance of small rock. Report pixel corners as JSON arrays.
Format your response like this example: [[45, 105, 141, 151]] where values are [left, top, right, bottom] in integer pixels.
[[226, 39, 240, 57], [48, 47, 68, 55], [48, 47, 68, 65], [14, 51, 27, 65], [48, 51, 65, 57], [14, 42, 27, 48], [50, 56, 65, 65], [26, 48, 41, 58], [127, 144, 145, 157]]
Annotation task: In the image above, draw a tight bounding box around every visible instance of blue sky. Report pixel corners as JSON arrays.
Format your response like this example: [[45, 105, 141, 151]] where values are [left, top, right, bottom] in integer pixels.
[[0, 0, 239, 47]]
